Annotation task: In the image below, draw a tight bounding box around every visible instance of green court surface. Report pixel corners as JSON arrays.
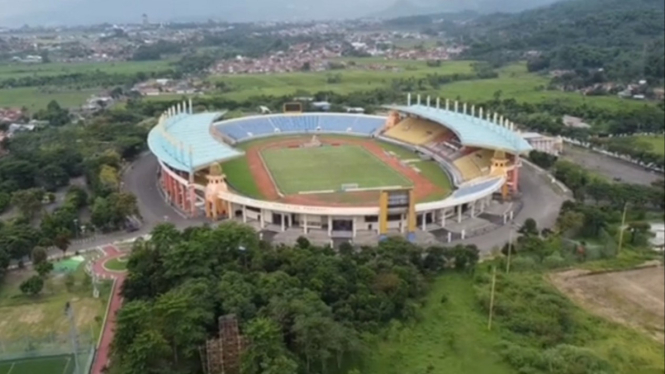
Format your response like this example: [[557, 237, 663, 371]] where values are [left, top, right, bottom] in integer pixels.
[[0, 355, 75, 374], [261, 145, 412, 194], [53, 256, 85, 273]]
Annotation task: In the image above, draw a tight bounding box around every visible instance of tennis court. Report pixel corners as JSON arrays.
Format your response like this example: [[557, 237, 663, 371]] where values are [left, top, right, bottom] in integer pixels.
[[0, 355, 76, 374]]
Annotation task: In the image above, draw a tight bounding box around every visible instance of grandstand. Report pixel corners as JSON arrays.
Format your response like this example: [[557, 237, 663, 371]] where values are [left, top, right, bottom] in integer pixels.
[[216, 113, 385, 142], [384, 117, 449, 145]]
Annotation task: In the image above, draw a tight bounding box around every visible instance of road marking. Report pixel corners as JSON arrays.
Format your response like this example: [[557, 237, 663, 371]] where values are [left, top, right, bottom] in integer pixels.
[[6, 363, 15, 374]]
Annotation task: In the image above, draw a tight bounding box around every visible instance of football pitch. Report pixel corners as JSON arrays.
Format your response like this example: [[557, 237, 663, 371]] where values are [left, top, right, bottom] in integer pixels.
[[0, 355, 76, 374], [260, 145, 412, 194]]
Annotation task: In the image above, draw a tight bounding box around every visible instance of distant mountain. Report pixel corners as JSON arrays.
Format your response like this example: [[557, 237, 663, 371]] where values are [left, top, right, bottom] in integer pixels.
[[369, 0, 562, 19]]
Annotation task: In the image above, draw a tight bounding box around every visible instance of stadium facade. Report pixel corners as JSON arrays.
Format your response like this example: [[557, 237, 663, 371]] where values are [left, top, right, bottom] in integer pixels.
[[147, 96, 532, 243]]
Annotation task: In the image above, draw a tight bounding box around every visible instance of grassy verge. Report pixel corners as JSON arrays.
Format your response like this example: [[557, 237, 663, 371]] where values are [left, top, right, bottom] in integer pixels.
[[222, 156, 264, 199], [632, 135, 665, 156], [361, 273, 514, 374], [103, 257, 128, 272]]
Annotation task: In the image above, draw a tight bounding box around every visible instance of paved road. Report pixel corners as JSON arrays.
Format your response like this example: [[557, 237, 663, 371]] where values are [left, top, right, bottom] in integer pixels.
[[90, 245, 126, 374], [562, 145, 662, 186]]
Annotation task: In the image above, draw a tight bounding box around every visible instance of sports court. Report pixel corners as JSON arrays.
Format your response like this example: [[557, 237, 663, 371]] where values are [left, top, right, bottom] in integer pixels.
[[0, 355, 76, 374], [260, 144, 412, 195]]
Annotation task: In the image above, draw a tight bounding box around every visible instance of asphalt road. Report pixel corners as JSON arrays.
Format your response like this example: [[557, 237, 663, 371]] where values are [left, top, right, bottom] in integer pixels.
[[561, 145, 663, 186]]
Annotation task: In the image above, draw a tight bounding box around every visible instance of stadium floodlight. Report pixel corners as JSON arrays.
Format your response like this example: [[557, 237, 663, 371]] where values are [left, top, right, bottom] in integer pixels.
[[65, 302, 81, 374]]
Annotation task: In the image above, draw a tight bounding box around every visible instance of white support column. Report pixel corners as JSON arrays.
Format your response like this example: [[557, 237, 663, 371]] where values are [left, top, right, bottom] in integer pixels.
[[500, 115, 504, 126], [303, 214, 308, 233], [440, 209, 446, 227], [470, 201, 476, 218], [260, 209, 265, 228], [328, 216, 332, 236], [471, 105, 475, 117], [281, 214, 286, 231], [436, 97, 440, 109], [454, 100, 459, 113], [400, 215, 405, 233], [457, 205, 462, 223], [503, 213, 507, 224], [479, 107, 483, 119], [417, 94, 421, 105], [445, 99, 450, 111], [352, 217, 357, 238], [463, 102, 467, 114], [479, 198, 485, 214], [493, 112, 498, 124], [421, 213, 426, 231], [242, 205, 247, 223], [509, 210, 514, 221], [426, 96, 431, 107], [461, 229, 466, 240], [407, 93, 412, 106], [447, 232, 452, 243], [189, 98, 193, 114]]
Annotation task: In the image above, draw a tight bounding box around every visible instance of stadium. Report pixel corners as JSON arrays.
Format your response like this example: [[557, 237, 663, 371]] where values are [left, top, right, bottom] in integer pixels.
[[147, 95, 532, 245]]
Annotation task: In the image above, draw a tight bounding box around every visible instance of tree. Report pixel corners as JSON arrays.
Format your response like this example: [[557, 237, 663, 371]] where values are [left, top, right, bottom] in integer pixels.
[[35, 261, 54, 277], [31, 246, 48, 265], [241, 318, 298, 374], [519, 218, 539, 236], [20, 275, 44, 296], [53, 230, 71, 257], [11, 188, 44, 219]]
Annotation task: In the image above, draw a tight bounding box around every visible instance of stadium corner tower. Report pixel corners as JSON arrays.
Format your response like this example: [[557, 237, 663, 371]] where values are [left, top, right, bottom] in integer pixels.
[[148, 95, 531, 244]]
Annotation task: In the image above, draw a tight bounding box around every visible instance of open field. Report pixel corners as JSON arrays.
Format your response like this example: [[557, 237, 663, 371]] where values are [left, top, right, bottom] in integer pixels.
[[0, 255, 111, 342], [0, 87, 99, 110], [549, 265, 665, 343], [0, 60, 174, 80], [632, 135, 665, 156], [0, 355, 76, 374], [361, 274, 514, 374], [261, 145, 412, 194]]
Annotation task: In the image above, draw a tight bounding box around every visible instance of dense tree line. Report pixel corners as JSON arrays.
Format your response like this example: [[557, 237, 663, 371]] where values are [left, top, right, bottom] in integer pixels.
[[111, 222, 480, 374], [441, 0, 665, 84]]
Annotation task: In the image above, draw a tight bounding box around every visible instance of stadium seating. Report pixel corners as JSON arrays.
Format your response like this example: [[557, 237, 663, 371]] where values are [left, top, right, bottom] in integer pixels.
[[384, 117, 447, 145], [216, 114, 384, 141], [453, 149, 494, 181]]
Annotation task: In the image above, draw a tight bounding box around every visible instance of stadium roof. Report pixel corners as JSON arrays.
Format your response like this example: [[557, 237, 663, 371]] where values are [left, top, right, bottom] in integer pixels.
[[384, 104, 532, 154], [147, 111, 243, 172]]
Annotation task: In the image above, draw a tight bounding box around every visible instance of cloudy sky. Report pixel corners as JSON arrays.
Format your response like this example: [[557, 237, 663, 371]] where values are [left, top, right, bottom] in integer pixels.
[[0, 0, 558, 27]]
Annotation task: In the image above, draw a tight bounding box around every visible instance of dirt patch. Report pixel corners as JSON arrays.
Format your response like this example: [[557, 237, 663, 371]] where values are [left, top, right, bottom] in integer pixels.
[[19, 308, 46, 324], [549, 265, 665, 343], [243, 136, 446, 207]]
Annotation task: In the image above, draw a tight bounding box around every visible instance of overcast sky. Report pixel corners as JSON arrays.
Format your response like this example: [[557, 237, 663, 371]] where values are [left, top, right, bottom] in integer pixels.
[[0, 0, 559, 27]]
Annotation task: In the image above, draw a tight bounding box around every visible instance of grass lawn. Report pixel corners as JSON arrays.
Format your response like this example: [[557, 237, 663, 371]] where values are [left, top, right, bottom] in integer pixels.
[[0, 60, 174, 80], [0, 87, 98, 110], [0, 255, 111, 344], [361, 273, 514, 374], [632, 135, 665, 156], [103, 257, 128, 272], [261, 145, 412, 194], [0, 355, 76, 374]]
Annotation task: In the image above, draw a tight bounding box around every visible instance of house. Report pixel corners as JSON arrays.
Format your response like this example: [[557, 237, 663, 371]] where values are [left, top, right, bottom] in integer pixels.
[[562, 115, 590, 129], [7, 123, 36, 137], [0, 107, 24, 124], [311, 101, 331, 111]]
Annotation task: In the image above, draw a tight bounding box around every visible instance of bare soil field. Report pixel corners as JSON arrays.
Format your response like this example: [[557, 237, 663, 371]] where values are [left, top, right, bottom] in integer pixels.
[[549, 264, 665, 343]]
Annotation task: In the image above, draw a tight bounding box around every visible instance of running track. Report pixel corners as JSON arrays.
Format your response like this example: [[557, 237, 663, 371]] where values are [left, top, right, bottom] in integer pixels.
[[91, 245, 126, 374]]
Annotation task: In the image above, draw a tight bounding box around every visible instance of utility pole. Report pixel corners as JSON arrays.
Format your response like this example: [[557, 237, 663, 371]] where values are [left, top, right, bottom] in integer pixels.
[[487, 266, 497, 331], [617, 203, 628, 255], [65, 302, 81, 374], [505, 230, 513, 274]]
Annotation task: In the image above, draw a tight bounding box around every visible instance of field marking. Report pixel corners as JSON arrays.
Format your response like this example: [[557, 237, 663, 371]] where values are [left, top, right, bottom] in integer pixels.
[[298, 189, 335, 195], [257, 149, 285, 197], [61, 357, 71, 374], [6, 363, 15, 374]]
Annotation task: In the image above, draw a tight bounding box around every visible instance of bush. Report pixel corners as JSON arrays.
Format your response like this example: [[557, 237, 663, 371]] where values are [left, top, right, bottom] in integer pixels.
[[543, 253, 567, 269], [510, 256, 538, 271], [20, 275, 44, 295]]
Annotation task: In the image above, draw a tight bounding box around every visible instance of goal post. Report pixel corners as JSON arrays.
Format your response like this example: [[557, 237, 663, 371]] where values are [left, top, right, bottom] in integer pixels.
[[340, 183, 359, 191]]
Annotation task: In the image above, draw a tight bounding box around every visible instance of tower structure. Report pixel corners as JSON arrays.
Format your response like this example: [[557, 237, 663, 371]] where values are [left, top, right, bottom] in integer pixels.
[[489, 150, 510, 200], [204, 163, 229, 220]]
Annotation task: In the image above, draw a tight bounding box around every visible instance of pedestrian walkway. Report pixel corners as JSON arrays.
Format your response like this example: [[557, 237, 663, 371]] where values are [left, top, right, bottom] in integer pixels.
[[90, 244, 127, 374]]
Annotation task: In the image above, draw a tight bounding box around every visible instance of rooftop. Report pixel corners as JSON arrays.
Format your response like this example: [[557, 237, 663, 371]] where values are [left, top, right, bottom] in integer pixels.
[[147, 111, 243, 172], [384, 104, 533, 154]]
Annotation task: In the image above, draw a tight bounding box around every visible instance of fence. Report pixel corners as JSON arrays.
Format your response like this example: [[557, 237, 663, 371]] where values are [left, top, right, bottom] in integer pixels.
[[0, 332, 96, 374]]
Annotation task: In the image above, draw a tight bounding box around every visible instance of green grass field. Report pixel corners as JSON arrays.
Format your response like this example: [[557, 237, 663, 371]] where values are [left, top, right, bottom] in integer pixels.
[[0, 355, 75, 374], [632, 135, 665, 155], [0, 60, 174, 80], [361, 274, 514, 374], [261, 145, 412, 194], [103, 257, 128, 272], [0, 87, 99, 110]]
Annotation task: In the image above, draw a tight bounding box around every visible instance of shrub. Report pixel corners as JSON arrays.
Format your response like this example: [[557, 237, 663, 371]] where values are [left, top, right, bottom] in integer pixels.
[[543, 253, 567, 269]]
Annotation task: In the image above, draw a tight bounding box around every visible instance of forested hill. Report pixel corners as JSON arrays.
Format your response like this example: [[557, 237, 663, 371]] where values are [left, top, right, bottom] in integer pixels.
[[399, 0, 665, 83]]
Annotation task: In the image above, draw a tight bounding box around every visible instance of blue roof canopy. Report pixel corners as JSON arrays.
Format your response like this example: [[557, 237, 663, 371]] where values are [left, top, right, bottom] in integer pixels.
[[147, 111, 243, 172], [384, 104, 532, 154]]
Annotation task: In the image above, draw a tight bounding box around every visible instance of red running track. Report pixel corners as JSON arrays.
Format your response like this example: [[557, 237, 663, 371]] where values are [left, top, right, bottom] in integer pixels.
[[91, 244, 126, 374]]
